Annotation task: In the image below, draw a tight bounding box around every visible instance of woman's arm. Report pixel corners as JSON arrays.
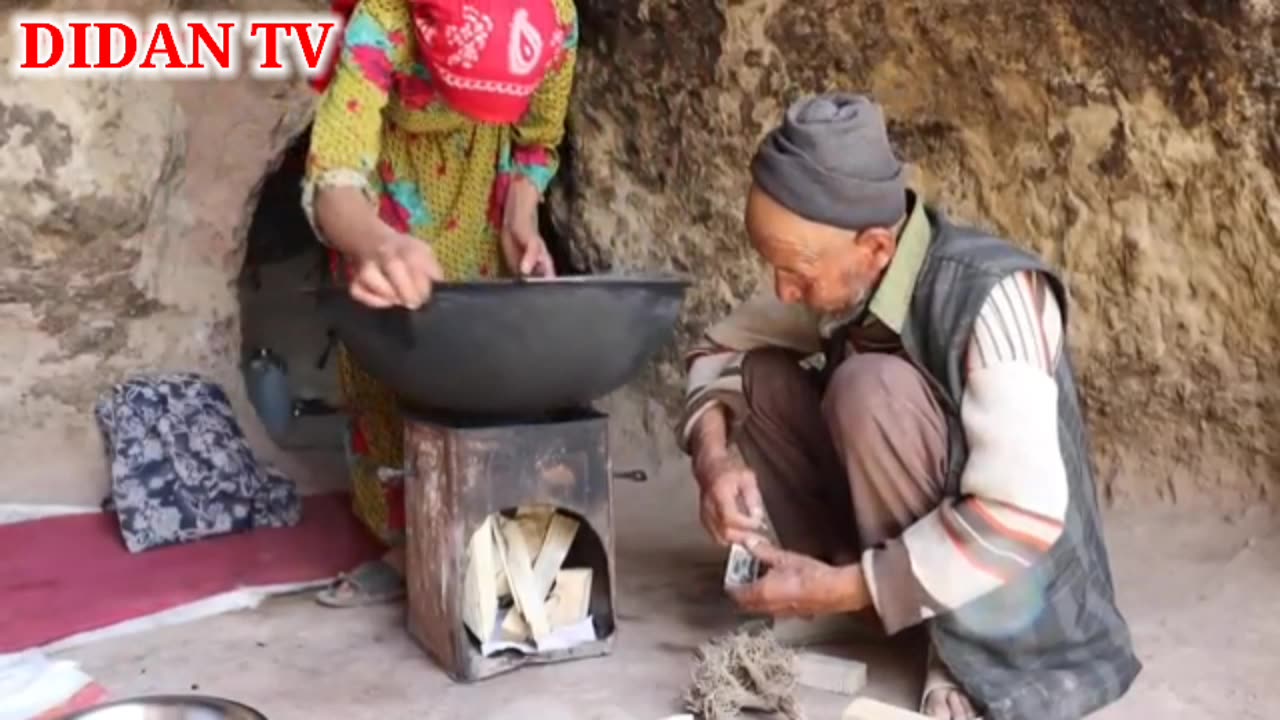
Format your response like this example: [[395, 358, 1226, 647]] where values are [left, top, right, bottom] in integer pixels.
[[303, 0, 412, 259], [509, 0, 579, 194]]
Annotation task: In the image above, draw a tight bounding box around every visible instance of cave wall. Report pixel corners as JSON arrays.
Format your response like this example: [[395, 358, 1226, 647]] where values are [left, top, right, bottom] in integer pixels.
[[0, 0, 1276, 509], [553, 0, 1280, 508], [0, 0, 321, 505]]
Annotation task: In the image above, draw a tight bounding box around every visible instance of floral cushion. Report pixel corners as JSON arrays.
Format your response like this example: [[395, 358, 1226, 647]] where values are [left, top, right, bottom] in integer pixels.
[[93, 373, 301, 553]]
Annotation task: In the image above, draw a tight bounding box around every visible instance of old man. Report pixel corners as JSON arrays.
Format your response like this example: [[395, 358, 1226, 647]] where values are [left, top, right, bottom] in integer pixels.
[[677, 93, 1140, 720]]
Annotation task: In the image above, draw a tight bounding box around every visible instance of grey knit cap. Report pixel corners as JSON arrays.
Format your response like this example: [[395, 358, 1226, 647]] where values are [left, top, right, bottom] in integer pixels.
[[750, 93, 906, 230]]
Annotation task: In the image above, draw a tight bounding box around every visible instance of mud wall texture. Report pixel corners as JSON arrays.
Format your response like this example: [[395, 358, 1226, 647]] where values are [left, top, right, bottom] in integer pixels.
[[0, 0, 321, 504], [0, 0, 1276, 508], [553, 0, 1280, 508]]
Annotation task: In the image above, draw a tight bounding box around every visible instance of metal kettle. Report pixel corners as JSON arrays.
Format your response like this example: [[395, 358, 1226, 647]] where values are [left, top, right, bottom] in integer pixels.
[[242, 347, 293, 441]]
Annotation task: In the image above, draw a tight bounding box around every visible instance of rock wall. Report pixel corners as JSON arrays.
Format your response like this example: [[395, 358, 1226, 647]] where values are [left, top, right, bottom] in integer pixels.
[[0, 0, 322, 505], [555, 0, 1280, 508], [0, 0, 1276, 509]]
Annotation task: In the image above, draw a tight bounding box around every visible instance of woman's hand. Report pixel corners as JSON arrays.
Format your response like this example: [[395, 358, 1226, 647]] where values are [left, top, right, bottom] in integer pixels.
[[349, 226, 444, 310], [313, 186, 444, 309], [501, 176, 556, 278]]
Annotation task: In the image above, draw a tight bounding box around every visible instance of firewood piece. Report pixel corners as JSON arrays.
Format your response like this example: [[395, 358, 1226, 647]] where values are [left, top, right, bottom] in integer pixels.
[[496, 516, 551, 642], [794, 651, 867, 696], [496, 505, 554, 599], [545, 568, 593, 629], [461, 516, 499, 642], [842, 697, 930, 720], [531, 512, 579, 596]]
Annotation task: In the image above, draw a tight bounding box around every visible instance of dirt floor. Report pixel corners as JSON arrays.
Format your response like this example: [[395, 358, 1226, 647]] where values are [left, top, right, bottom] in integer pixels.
[[56, 462, 1280, 719]]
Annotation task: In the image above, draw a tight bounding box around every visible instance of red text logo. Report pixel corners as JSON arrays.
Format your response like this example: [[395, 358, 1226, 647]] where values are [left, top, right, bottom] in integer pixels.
[[10, 12, 343, 79]]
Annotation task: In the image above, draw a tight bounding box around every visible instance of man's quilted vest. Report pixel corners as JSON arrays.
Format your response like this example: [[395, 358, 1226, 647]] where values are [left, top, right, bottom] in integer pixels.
[[895, 207, 1142, 720]]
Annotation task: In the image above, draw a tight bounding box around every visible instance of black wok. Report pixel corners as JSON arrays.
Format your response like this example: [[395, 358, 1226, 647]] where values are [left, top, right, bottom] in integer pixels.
[[318, 274, 690, 419]]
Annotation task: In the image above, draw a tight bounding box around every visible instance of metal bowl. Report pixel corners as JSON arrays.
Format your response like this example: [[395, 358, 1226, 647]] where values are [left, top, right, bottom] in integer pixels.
[[59, 695, 267, 720], [318, 273, 690, 419]]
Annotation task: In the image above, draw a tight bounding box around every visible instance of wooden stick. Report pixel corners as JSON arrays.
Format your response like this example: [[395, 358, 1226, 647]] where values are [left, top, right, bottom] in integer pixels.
[[496, 517, 551, 642], [842, 698, 930, 720]]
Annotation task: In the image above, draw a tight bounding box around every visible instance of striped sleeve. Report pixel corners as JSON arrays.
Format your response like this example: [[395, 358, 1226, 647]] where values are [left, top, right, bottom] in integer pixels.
[[676, 288, 823, 453], [676, 342, 749, 452], [861, 271, 1068, 633], [301, 0, 411, 244]]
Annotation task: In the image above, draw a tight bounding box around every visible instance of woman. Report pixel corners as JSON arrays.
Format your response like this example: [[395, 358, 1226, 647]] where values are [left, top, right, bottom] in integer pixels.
[[301, 0, 578, 605]]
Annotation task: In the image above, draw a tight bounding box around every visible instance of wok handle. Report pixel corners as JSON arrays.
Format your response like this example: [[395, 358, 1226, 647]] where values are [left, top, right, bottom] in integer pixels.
[[612, 469, 648, 483]]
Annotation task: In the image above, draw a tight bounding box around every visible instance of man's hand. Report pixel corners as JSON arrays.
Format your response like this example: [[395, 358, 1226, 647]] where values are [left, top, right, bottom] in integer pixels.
[[349, 228, 444, 310], [694, 451, 767, 547], [727, 541, 870, 617], [501, 176, 555, 278]]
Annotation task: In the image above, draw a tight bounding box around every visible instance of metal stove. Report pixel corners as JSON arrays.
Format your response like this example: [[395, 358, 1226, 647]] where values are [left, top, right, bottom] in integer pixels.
[[402, 406, 633, 682], [318, 274, 688, 682]]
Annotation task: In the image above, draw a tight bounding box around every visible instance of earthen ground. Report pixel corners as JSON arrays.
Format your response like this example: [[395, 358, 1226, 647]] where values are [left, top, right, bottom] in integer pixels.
[[57, 471, 1280, 719]]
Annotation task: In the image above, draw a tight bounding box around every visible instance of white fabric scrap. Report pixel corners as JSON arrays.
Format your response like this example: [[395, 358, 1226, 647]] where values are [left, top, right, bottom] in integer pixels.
[[0, 651, 95, 720], [479, 610, 598, 657]]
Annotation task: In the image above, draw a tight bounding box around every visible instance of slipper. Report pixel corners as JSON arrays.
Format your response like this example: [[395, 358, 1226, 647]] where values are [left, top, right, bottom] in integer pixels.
[[315, 559, 405, 608]]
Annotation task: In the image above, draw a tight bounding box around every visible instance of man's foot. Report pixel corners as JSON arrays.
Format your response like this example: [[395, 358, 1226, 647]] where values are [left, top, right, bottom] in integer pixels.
[[921, 643, 980, 719], [922, 687, 979, 720]]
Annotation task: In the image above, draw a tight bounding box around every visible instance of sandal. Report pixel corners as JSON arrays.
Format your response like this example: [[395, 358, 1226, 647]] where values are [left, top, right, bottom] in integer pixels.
[[315, 559, 406, 608]]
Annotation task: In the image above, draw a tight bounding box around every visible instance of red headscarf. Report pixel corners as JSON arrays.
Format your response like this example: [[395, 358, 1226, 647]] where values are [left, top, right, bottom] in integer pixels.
[[312, 0, 567, 125]]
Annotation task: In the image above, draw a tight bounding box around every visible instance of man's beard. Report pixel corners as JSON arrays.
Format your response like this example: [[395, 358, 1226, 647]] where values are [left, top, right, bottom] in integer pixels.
[[843, 286, 871, 313], [829, 268, 872, 316], [812, 285, 869, 321]]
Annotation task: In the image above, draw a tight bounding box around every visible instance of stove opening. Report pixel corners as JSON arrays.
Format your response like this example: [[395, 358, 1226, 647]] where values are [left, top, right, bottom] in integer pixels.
[[461, 505, 616, 666]]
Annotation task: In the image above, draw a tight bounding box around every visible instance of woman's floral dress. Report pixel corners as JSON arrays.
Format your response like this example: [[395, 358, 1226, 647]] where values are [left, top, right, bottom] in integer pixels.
[[302, 0, 578, 542]]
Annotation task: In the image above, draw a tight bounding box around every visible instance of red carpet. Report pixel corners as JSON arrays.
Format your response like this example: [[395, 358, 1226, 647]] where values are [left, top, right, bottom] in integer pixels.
[[0, 493, 384, 654]]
